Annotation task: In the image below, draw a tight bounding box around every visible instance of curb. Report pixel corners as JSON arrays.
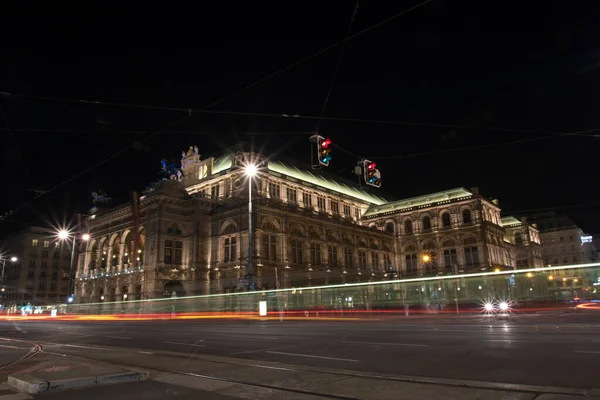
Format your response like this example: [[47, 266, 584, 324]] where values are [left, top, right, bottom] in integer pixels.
[[7, 370, 149, 395]]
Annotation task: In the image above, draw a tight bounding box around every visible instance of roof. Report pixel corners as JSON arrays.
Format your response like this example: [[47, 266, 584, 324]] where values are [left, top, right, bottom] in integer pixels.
[[212, 154, 233, 175], [268, 160, 388, 205], [363, 187, 474, 218], [501, 216, 522, 227]]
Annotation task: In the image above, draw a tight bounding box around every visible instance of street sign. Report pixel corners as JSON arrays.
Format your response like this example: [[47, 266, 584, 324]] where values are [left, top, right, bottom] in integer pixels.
[[238, 279, 248, 284]]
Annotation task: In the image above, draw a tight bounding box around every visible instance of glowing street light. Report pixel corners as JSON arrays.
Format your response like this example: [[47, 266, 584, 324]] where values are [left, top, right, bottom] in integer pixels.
[[245, 163, 259, 290], [82, 233, 90, 241], [10, 256, 17, 263], [58, 230, 70, 240], [421, 254, 430, 263], [245, 164, 258, 177]]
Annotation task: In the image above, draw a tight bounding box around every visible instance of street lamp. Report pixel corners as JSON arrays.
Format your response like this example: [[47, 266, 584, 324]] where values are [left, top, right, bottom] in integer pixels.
[[1, 255, 18, 282], [57, 228, 90, 304], [245, 164, 258, 290]]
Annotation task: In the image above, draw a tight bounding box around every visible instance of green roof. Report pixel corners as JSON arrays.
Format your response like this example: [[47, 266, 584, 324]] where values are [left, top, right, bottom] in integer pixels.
[[501, 216, 522, 227], [212, 154, 233, 174], [363, 187, 473, 217], [268, 160, 387, 205]]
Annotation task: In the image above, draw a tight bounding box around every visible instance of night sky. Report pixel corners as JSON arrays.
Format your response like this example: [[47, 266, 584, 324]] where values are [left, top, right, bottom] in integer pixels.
[[1, 1, 600, 235]]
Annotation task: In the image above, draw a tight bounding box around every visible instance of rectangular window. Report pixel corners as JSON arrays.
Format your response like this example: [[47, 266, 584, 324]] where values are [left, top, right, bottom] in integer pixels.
[[210, 184, 220, 199], [224, 237, 237, 263], [174, 241, 183, 264], [42, 250, 48, 258], [343, 205, 351, 217], [354, 208, 361, 220], [327, 246, 338, 266], [310, 243, 321, 265], [344, 248, 353, 268], [50, 282, 57, 291], [560, 237, 564, 242], [371, 252, 379, 268], [52, 260, 59, 269], [302, 192, 312, 207], [263, 235, 277, 261], [27, 271, 34, 279], [330, 200, 339, 214], [32, 239, 38, 247], [164, 240, 173, 264], [44, 241, 49, 248], [405, 254, 418, 275], [383, 254, 392, 272], [269, 182, 280, 199], [51, 272, 58, 280], [358, 250, 367, 268], [41, 261, 47, 268], [286, 188, 297, 204], [317, 196, 326, 211], [29, 260, 36, 267], [291, 239, 303, 264], [464, 246, 479, 266], [55, 242, 60, 248], [40, 271, 47, 278], [38, 281, 45, 290], [443, 249, 457, 272]]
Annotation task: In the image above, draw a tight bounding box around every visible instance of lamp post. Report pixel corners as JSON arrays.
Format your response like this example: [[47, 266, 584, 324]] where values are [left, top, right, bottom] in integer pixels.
[[0, 256, 18, 283], [58, 229, 90, 304], [245, 164, 258, 290]]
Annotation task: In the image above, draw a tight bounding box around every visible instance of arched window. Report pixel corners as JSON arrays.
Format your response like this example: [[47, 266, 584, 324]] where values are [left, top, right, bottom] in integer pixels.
[[442, 213, 451, 227], [462, 209, 472, 224], [515, 232, 523, 245], [385, 222, 395, 233], [422, 216, 431, 231], [404, 220, 413, 234]]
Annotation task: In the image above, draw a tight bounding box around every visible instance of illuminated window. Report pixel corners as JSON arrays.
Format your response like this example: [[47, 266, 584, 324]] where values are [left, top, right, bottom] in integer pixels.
[[32, 239, 38, 247], [354, 208, 360, 219], [268, 182, 280, 199], [210, 184, 220, 199], [43, 241, 49, 248], [174, 241, 182, 264]]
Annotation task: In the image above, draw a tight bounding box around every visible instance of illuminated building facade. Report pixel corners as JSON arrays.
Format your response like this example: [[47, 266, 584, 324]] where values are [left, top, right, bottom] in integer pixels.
[[73, 146, 541, 303]]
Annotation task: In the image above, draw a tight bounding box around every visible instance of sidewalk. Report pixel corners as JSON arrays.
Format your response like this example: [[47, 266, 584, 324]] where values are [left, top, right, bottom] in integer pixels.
[[2, 342, 599, 400]]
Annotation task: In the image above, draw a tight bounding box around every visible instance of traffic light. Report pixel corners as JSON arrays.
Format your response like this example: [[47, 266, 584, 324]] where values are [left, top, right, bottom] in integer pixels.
[[363, 159, 381, 188], [317, 136, 332, 166]]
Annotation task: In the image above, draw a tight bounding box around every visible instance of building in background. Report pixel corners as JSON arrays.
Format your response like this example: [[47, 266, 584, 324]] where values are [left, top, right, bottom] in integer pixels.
[[501, 216, 543, 269], [1, 226, 73, 308], [525, 212, 597, 299]]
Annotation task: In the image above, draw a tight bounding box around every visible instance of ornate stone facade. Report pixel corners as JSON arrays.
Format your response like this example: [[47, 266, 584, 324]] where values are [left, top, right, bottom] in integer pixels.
[[74, 148, 537, 303]]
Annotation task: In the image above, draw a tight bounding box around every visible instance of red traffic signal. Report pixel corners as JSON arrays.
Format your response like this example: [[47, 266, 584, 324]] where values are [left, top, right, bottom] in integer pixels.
[[321, 138, 331, 148], [367, 162, 376, 170]]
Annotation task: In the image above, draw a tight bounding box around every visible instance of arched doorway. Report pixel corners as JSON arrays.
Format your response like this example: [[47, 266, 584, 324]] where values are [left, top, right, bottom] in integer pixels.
[[164, 281, 184, 298]]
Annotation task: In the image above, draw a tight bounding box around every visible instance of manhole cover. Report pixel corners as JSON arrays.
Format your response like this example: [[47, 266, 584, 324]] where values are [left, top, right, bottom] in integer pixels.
[[37, 366, 78, 373]]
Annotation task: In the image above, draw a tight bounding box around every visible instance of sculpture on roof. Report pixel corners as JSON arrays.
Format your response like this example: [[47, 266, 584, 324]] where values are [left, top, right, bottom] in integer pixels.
[[160, 159, 183, 182], [91, 189, 111, 205], [193, 145, 199, 155]]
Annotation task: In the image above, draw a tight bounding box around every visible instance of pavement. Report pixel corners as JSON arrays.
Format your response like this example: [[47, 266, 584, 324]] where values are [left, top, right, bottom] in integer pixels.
[[1, 313, 600, 399]]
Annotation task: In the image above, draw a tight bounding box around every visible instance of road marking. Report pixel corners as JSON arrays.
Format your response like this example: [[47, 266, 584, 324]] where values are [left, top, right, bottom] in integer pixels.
[[105, 336, 131, 340], [66, 332, 91, 336], [266, 351, 359, 362], [163, 341, 206, 347], [341, 340, 428, 347], [63, 344, 107, 351], [138, 351, 154, 354], [574, 350, 600, 354], [0, 344, 24, 349]]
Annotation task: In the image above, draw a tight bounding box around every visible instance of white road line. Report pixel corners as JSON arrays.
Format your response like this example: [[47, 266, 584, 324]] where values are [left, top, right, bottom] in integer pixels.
[[66, 332, 91, 336], [138, 351, 154, 354], [63, 344, 107, 351], [163, 341, 206, 347], [341, 340, 428, 347], [266, 351, 359, 362], [0, 344, 25, 349], [105, 336, 131, 340], [574, 350, 600, 354]]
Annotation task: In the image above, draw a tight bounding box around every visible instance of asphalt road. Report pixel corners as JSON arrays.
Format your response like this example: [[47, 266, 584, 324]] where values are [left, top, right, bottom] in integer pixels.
[[1, 313, 600, 389]]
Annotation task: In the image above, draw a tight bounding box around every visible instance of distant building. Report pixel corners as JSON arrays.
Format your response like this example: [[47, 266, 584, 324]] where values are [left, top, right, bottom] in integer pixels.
[[501, 216, 543, 269], [525, 212, 597, 299], [1, 226, 73, 308]]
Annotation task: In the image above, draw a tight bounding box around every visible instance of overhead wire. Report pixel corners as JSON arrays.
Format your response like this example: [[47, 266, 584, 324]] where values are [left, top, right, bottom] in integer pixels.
[[0, 0, 435, 222], [316, 0, 360, 133], [0, 109, 36, 191]]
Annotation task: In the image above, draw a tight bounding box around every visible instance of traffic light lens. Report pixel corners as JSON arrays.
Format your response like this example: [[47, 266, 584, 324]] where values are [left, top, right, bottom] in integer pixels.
[[368, 162, 376, 170]]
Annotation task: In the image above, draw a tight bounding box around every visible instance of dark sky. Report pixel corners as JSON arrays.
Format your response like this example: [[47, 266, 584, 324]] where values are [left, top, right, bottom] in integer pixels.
[[1, 1, 600, 235]]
